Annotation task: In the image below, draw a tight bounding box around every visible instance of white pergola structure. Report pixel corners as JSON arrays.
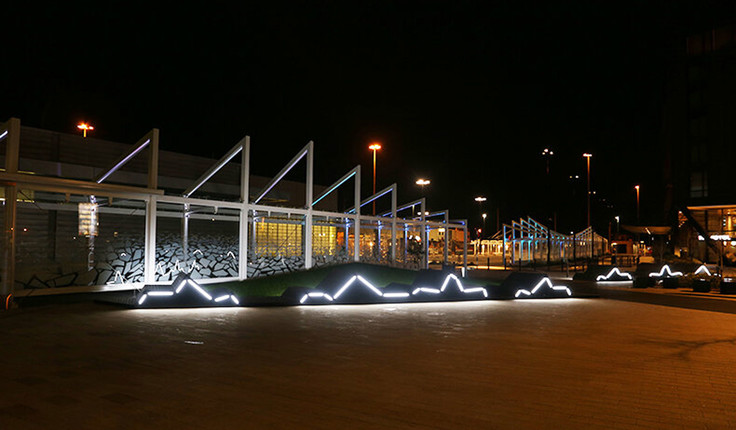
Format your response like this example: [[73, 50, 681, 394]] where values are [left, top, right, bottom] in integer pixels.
[[502, 217, 607, 266], [0, 118, 468, 296]]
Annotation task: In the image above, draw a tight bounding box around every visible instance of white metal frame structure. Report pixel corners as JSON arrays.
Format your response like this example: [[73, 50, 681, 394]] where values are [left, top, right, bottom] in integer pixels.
[[502, 217, 607, 266], [0, 118, 468, 296]]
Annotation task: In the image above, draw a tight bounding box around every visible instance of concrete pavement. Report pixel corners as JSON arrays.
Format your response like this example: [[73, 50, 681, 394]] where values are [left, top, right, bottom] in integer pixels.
[[3, 294, 736, 429]]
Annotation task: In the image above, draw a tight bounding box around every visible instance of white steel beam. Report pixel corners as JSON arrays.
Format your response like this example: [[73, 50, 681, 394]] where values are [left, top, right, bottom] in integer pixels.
[[253, 141, 312, 204], [239, 136, 250, 280], [144, 195, 157, 284], [354, 165, 361, 262], [94, 130, 156, 184], [312, 165, 360, 207], [1, 118, 20, 296], [182, 136, 247, 198], [148, 128, 159, 189], [345, 183, 396, 214], [305, 141, 314, 269]]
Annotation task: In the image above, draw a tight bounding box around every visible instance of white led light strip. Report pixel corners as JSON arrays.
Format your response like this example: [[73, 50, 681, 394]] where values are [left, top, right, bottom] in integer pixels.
[[300, 273, 488, 304], [137, 278, 239, 307], [694, 265, 711, 276], [648, 265, 683, 278], [515, 277, 572, 298], [596, 267, 633, 282]]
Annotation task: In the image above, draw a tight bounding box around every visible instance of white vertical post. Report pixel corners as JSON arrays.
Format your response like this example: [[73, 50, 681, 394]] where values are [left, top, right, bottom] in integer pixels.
[[2, 118, 20, 296], [239, 136, 250, 280], [144, 195, 157, 284], [404, 223, 408, 262], [463, 222, 468, 272], [391, 187, 397, 264], [421, 200, 428, 269], [443, 212, 449, 265], [304, 141, 314, 269], [354, 165, 361, 262], [148, 129, 159, 189], [182, 203, 189, 263]]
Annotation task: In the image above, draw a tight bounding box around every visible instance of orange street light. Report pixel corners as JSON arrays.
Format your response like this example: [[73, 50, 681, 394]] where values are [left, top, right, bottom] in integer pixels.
[[77, 122, 94, 138], [369, 142, 382, 215], [416, 178, 430, 194]]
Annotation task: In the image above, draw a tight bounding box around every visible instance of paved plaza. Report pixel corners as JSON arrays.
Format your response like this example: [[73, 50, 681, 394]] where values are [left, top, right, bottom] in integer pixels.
[[2, 295, 736, 429]]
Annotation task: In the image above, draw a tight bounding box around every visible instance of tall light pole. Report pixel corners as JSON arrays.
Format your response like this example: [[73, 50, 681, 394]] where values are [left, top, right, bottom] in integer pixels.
[[615, 215, 620, 235], [369, 142, 381, 215], [635, 185, 640, 223], [583, 153, 592, 227], [474, 196, 486, 241]]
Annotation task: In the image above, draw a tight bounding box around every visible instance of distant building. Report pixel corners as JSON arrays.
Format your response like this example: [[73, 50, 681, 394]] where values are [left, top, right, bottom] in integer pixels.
[[662, 25, 736, 264]]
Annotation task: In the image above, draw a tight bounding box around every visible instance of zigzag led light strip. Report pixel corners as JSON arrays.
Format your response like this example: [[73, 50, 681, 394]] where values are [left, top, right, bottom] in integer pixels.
[[138, 278, 239, 306], [694, 265, 712, 276], [300, 273, 487, 304], [648, 265, 683, 278], [515, 277, 572, 298], [429, 273, 488, 298], [596, 267, 633, 282]]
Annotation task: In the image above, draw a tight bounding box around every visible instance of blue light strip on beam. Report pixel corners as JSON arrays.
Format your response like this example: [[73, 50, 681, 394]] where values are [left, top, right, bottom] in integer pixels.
[[253, 145, 309, 204], [96, 139, 151, 183], [0, 130, 7, 141], [183, 143, 244, 197], [313, 171, 356, 206], [346, 185, 395, 214]]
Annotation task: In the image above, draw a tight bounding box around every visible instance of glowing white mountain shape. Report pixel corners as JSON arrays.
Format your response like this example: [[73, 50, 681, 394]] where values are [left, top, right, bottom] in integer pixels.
[[300, 275, 409, 304], [514, 277, 572, 298], [596, 267, 633, 282], [300, 273, 487, 304], [137, 278, 239, 306], [694, 265, 711, 276], [648, 265, 683, 278], [412, 274, 488, 298]]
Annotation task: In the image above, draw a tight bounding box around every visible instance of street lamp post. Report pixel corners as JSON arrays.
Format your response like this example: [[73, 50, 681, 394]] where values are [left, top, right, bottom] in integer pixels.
[[615, 215, 620, 235], [635, 185, 640, 223], [542, 148, 554, 264], [474, 196, 486, 257], [369, 143, 381, 215], [583, 153, 592, 227]]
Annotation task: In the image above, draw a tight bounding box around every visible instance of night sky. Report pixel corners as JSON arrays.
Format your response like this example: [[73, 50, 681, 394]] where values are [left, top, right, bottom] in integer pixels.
[[2, 1, 734, 234]]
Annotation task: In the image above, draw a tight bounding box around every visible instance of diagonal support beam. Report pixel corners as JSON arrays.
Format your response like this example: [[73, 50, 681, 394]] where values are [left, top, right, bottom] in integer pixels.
[[312, 165, 360, 207], [253, 141, 312, 205], [183, 137, 248, 198], [345, 183, 396, 214], [95, 129, 157, 184], [379, 197, 425, 217]]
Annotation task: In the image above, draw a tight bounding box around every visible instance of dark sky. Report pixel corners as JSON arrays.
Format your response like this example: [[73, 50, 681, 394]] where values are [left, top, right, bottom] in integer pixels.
[[2, 1, 734, 234]]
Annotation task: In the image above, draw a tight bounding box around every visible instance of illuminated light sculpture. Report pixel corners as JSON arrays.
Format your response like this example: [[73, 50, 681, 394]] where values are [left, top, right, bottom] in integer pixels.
[[299, 273, 487, 305], [135, 275, 239, 308], [648, 265, 683, 278], [514, 277, 572, 298], [694, 265, 712, 276], [596, 267, 633, 282]]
